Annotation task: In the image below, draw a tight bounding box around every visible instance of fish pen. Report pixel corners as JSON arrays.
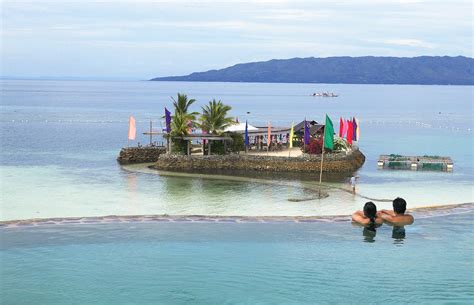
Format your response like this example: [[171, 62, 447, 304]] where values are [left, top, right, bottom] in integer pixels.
[[377, 154, 453, 172]]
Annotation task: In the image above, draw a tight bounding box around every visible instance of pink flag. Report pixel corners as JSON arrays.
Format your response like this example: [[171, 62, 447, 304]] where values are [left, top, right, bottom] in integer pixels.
[[128, 116, 136, 140], [342, 119, 348, 138]]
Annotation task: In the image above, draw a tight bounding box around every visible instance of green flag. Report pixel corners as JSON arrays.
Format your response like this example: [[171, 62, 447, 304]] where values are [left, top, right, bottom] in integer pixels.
[[323, 114, 334, 150]]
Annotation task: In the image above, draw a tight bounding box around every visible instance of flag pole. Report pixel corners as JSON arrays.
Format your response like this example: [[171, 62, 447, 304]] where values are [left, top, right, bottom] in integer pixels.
[[318, 127, 325, 197]]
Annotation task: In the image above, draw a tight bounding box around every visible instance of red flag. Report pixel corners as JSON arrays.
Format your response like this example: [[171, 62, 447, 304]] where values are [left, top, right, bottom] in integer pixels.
[[128, 116, 136, 140], [347, 119, 353, 145], [339, 117, 343, 137]]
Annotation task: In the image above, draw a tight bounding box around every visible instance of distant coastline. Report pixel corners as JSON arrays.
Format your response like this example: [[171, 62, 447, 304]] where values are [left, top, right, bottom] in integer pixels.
[[150, 56, 474, 85]]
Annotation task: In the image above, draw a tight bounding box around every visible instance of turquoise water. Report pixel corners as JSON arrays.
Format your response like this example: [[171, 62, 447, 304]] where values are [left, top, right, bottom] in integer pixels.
[[1, 80, 473, 304], [1, 80, 473, 220], [1, 211, 473, 304]]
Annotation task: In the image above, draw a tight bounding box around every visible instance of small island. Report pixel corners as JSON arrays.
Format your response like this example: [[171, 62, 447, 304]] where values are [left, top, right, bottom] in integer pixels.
[[118, 94, 365, 175]]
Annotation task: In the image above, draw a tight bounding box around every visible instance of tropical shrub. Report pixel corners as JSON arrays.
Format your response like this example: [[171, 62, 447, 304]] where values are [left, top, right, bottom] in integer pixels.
[[333, 137, 349, 152], [230, 133, 244, 152]]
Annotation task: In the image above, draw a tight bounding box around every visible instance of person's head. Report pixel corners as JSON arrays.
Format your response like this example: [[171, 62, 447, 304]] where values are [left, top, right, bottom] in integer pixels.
[[363, 201, 377, 223], [393, 197, 407, 215]]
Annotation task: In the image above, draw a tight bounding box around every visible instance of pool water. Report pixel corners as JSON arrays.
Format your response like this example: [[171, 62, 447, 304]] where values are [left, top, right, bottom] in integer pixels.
[[1, 211, 473, 304]]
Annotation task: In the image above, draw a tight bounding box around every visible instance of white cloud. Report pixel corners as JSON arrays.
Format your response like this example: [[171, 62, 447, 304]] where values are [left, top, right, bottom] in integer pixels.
[[383, 39, 437, 49]]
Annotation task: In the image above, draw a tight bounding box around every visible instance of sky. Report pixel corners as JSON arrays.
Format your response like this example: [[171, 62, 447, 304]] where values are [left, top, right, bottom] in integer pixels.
[[1, 0, 472, 79]]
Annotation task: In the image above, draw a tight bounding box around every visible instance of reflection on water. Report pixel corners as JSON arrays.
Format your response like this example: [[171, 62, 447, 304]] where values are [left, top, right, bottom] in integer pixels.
[[361, 223, 409, 244], [363, 226, 377, 243], [392, 226, 406, 245]]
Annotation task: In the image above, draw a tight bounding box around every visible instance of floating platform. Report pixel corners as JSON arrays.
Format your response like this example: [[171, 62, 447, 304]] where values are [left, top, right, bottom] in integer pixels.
[[378, 154, 453, 171]]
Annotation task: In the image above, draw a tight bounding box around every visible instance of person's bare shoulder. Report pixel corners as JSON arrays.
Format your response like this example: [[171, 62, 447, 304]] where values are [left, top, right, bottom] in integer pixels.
[[384, 214, 414, 226], [352, 211, 369, 225]]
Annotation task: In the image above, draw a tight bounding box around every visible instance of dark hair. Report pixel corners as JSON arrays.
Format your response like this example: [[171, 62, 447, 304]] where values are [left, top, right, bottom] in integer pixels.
[[363, 202, 377, 225], [393, 197, 407, 214]]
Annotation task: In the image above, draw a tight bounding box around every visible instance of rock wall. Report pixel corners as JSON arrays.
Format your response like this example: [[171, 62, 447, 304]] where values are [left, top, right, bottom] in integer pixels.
[[117, 147, 166, 164], [152, 150, 365, 173]]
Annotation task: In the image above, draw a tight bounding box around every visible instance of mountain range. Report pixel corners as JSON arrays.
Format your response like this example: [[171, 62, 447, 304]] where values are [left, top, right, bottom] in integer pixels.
[[150, 56, 473, 85]]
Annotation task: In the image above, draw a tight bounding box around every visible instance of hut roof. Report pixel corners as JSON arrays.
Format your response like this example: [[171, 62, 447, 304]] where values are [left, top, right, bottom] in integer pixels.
[[294, 120, 324, 134]]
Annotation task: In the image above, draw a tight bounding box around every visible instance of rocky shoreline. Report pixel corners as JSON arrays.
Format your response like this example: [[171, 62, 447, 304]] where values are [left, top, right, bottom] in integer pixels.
[[117, 147, 166, 164], [150, 149, 366, 173]]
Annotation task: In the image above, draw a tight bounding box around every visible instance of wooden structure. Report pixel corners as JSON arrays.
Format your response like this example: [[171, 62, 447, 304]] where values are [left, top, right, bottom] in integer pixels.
[[179, 134, 232, 155], [378, 155, 454, 171]]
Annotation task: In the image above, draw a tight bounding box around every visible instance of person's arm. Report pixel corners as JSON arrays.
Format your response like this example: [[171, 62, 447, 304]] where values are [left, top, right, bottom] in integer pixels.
[[380, 212, 395, 223], [352, 211, 369, 225], [380, 209, 396, 216], [381, 214, 414, 226]]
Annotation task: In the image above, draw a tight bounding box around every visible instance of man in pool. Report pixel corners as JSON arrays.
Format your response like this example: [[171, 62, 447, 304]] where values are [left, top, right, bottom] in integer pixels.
[[378, 197, 414, 225]]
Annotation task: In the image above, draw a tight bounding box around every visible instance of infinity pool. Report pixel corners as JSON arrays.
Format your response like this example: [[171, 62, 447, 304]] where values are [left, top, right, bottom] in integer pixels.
[[1, 209, 473, 304]]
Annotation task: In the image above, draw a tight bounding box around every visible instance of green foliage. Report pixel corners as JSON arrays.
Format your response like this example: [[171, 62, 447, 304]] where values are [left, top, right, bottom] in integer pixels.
[[171, 139, 188, 154], [230, 133, 244, 152], [170, 112, 191, 137], [210, 141, 225, 155], [170, 93, 198, 137], [199, 99, 235, 134], [333, 137, 349, 152], [172, 93, 198, 117]]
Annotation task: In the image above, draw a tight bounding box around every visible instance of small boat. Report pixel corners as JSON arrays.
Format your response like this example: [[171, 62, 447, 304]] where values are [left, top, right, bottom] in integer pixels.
[[312, 92, 338, 97]]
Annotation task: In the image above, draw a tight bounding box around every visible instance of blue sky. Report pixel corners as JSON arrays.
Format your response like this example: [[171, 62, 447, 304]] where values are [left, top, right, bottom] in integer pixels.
[[1, 0, 472, 79]]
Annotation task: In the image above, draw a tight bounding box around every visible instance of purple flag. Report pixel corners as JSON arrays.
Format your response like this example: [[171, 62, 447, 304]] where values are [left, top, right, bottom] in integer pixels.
[[352, 117, 357, 141], [304, 119, 310, 145], [165, 107, 171, 133]]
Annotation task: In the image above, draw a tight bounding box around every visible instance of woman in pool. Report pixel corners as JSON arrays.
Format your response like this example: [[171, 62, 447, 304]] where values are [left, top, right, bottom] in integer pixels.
[[352, 202, 383, 227]]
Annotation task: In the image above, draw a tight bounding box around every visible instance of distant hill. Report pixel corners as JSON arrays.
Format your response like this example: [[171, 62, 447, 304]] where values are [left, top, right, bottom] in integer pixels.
[[150, 56, 474, 85]]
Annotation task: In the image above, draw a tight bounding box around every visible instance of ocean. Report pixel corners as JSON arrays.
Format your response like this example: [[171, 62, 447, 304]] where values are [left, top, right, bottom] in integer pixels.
[[1, 80, 473, 220]]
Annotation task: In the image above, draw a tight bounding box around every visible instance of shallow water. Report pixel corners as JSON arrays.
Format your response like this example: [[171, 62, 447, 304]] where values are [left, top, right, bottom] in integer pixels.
[[1, 211, 473, 304], [1, 80, 473, 220]]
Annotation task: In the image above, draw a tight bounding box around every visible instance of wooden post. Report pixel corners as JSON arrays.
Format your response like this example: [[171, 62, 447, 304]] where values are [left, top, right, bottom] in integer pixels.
[[318, 133, 325, 197], [187, 140, 190, 155], [208, 140, 212, 155]]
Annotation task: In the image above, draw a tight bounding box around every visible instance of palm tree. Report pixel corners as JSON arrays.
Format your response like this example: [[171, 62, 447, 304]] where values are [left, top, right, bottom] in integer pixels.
[[172, 93, 198, 117], [170, 93, 198, 137], [199, 99, 235, 134]]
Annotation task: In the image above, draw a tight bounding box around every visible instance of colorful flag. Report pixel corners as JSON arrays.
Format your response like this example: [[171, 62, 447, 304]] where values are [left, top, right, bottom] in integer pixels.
[[352, 117, 357, 141], [165, 107, 171, 133], [342, 119, 348, 139], [289, 122, 294, 149], [267, 121, 271, 147], [244, 120, 249, 147], [355, 118, 360, 140], [323, 114, 334, 150], [304, 119, 310, 145], [347, 119, 353, 145], [128, 116, 136, 140], [339, 117, 343, 137]]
